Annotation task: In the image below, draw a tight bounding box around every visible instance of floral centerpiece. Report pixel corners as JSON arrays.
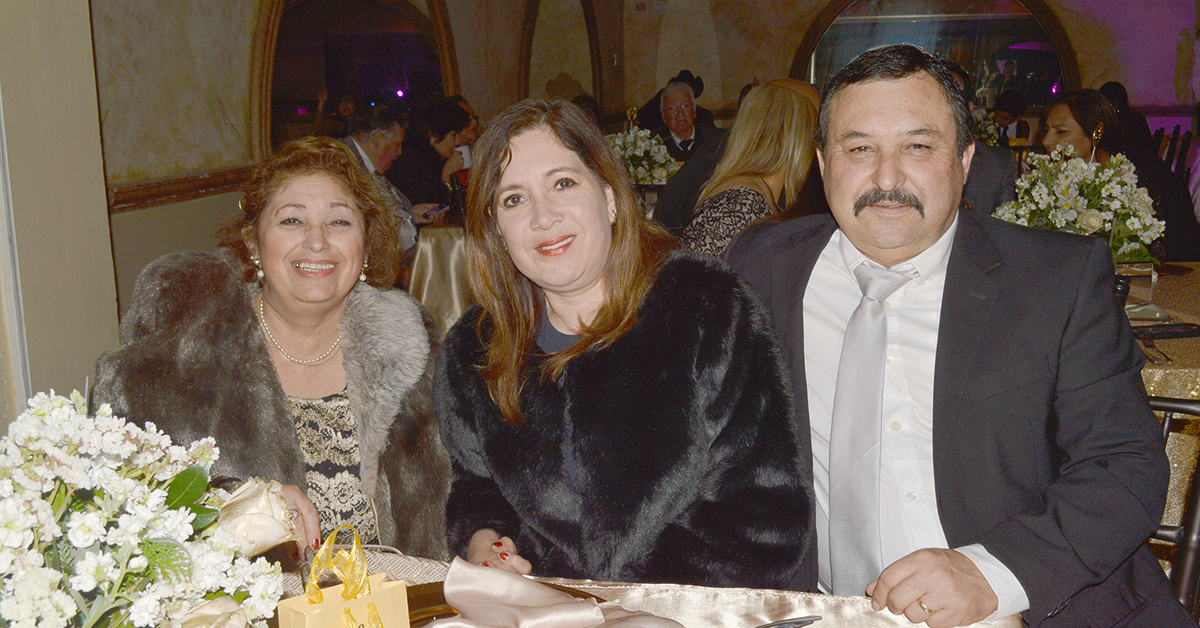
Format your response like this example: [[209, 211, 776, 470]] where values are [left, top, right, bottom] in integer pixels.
[[606, 128, 680, 185], [993, 144, 1164, 263], [971, 109, 1000, 147], [0, 391, 292, 628]]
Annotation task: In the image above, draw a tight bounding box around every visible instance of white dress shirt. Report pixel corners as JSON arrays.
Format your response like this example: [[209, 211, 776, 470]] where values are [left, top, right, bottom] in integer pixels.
[[803, 216, 1028, 618]]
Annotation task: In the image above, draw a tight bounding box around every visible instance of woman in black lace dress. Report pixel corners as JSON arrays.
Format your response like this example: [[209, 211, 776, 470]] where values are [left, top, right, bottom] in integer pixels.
[[683, 81, 818, 257]]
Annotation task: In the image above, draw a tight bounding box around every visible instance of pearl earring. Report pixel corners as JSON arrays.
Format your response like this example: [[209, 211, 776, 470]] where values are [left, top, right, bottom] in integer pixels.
[[253, 257, 264, 279], [360, 262, 368, 282]]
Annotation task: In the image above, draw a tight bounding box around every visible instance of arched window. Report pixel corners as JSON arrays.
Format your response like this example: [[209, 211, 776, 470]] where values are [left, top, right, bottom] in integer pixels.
[[792, 0, 1079, 106]]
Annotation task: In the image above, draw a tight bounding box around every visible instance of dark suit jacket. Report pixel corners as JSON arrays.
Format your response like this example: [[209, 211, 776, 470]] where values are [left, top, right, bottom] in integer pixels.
[[963, 140, 1017, 215], [726, 210, 1186, 627], [652, 123, 726, 162]]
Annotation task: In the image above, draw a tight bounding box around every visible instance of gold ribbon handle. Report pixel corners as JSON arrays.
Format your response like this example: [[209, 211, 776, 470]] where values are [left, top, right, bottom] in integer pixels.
[[342, 602, 384, 628], [304, 525, 371, 603]]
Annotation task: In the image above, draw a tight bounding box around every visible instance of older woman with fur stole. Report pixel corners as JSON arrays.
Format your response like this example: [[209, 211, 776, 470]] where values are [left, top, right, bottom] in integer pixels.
[[436, 99, 813, 588], [93, 137, 450, 559]]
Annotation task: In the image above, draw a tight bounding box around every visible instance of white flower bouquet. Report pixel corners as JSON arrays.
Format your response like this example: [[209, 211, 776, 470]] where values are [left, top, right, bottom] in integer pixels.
[[0, 391, 290, 628], [994, 145, 1164, 263], [971, 109, 999, 147], [606, 128, 680, 185]]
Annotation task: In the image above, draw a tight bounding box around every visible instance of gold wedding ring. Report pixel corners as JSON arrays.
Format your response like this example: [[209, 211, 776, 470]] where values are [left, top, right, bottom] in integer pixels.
[[917, 598, 936, 615]]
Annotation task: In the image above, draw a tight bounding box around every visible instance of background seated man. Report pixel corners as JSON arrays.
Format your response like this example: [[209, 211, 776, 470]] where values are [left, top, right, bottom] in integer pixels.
[[652, 80, 725, 163]]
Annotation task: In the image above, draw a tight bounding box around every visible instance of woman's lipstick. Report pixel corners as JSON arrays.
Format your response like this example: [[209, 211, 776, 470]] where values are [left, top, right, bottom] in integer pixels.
[[535, 235, 575, 256]]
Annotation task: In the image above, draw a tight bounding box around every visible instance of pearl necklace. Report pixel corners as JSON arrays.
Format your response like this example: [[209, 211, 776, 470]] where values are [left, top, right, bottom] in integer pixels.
[[258, 297, 341, 366]]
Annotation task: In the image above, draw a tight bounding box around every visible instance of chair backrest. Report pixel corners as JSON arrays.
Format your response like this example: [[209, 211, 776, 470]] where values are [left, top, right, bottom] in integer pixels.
[[1150, 396, 1200, 617], [1173, 131, 1192, 175], [1164, 125, 1183, 167], [1152, 127, 1166, 155]]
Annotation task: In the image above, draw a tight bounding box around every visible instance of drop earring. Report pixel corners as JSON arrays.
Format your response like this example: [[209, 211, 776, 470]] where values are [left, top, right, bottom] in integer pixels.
[[360, 262, 368, 282], [253, 257, 264, 279]]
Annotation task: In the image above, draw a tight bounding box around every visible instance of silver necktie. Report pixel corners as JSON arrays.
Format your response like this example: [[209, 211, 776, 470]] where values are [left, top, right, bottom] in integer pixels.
[[828, 264, 912, 595]]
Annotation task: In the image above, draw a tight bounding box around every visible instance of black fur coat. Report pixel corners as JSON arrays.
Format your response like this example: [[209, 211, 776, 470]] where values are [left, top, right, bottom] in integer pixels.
[[436, 252, 813, 588], [93, 251, 451, 559]]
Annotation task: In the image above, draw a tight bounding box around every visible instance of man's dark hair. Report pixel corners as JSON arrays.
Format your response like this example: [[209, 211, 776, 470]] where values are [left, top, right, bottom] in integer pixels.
[[816, 44, 974, 156], [347, 105, 401, 137]]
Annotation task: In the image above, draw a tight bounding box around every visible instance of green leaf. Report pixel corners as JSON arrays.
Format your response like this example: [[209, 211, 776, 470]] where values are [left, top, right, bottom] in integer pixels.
[[190, 504, 220, 532], [140, 538, 192, 583], [165, 465, 209, 510]]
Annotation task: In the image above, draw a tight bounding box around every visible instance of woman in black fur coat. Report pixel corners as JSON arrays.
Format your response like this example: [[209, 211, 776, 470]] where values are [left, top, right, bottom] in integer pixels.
[[435, 99, 813, 589]]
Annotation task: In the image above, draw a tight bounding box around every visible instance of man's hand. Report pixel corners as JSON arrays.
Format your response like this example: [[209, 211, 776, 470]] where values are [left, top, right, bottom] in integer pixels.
[[866, 548, 998, 627]]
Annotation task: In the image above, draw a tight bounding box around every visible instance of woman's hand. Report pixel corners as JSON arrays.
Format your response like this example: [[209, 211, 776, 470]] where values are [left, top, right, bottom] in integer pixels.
[[441, 151, 466, 184], [279, 483, 321, 554], [413, 203, 448, 224], [466, 529, 532, 575]]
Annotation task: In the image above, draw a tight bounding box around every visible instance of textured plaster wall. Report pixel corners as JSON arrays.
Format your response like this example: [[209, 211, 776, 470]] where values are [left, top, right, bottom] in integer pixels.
[[446, 2, 527, 120], [529, 0, 593, 98], [1047, 0, 1196, 108], [0, 0, 118, 414], [91, 0, 258, 184]]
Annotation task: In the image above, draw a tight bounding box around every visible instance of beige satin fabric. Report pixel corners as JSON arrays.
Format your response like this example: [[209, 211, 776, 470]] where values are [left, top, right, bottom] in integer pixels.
[[540, 578, 1021, 628], [410, 225, 473, 338], [426, 558, 682, 628]]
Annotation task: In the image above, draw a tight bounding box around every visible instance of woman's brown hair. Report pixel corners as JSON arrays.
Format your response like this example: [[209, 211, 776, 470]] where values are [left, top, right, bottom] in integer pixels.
[[217, 135, 401, 288], [465, 99, 676, 426]]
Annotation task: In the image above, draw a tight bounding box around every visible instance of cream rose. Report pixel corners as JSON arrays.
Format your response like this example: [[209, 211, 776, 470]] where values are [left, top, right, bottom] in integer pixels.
[[216, 479, 299, 557], [1077, 209, 1105, 234]]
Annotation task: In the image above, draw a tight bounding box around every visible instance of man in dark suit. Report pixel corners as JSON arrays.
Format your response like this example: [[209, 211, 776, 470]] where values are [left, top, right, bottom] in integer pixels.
[[727, 45, 1186, 627], [651, 80, 725, 162]]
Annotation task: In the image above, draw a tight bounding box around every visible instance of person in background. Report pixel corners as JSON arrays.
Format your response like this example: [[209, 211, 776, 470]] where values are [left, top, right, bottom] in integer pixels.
[[1098, 81, 1155, 154], [389, 97, 473, 208], [651, 80, 726, 163], [93, 136, 451, 559], [946, 62, 1017, 215], [728, 44, 1185, 627], [682, 82, 817, 257], [312, 88, 357, 137], [343, 106, 445, 263], [991, 89, 1029, 146], [1040, 89, 1200, 262], [437, 99, 812, 589], [636, 69, 716, 130]]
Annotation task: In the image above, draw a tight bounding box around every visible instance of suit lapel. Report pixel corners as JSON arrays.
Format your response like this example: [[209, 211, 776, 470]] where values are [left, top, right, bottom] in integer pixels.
[[932, 211, 1001, 495], [772, 217, 837, 418]]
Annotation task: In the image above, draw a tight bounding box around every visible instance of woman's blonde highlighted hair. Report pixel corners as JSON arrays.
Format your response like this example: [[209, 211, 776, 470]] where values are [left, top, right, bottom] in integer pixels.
[[696, 84, 817, 212]]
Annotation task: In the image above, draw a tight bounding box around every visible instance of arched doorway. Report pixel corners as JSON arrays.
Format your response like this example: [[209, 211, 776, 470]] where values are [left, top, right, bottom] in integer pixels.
[[249, 0, 459, 157], [790, 0, 1079, 103]]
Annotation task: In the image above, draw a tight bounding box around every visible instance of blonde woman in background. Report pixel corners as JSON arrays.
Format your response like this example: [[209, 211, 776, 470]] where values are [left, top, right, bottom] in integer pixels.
[[682, 81, 818, 257]]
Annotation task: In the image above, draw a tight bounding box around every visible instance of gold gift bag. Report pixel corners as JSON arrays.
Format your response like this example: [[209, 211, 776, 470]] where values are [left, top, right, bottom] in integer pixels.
[[277, 526, 409, 628]]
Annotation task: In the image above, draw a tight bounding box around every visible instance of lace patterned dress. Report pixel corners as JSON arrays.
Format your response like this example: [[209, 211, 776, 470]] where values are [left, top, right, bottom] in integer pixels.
[[290, 391, 380, 544], [682, 187, 774, 258]]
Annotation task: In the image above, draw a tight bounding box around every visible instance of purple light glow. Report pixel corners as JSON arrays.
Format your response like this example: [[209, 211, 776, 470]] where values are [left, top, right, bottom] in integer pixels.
[[298, 107, 308, 115], [1051, 82, 1059, 95], [396, 89, 405, 98], [1010, 42, 1054, 51]]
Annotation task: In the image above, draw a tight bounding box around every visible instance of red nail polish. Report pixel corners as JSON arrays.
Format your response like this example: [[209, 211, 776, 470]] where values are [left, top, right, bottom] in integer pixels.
[[492, 541, 504, 549], [482, 561, 490, 567], [499, 552, 509, 560], [312, 538, 320, 551]]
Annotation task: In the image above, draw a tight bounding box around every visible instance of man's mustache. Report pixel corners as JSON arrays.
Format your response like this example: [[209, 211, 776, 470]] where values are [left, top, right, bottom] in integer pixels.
[[853, 188, 924, 217]]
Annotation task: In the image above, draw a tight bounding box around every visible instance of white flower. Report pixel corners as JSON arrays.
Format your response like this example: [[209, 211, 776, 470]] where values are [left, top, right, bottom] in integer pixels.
[[1077, 209, 1105, 234], [66, 510, 107, 548], [0, 566, 74, 628], [69, 550, 120, 592]]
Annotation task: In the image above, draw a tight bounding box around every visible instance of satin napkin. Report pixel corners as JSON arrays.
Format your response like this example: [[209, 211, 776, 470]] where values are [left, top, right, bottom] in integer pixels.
[[425, 558, 683, 628]]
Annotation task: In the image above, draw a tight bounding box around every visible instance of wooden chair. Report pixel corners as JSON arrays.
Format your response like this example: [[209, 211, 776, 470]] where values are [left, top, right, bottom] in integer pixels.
[[1162, 125, 1184, 167], [1149, 396, 1200, 616], [1171, 130, 1191, 176], [1152, 127, 1165, 155]]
